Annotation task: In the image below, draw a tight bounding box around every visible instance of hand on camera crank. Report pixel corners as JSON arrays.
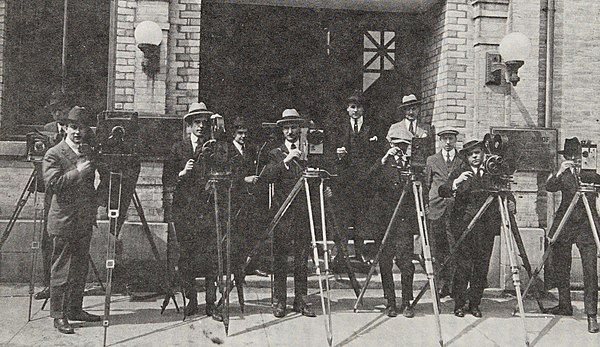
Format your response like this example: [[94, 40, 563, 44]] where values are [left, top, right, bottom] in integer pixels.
[[382, 147, 402, 165], [283, 149, 302, 165], [179, 159, 195, 177], [244, 175, 259, 184], [453, 170, 474, 187], [557, 160, 575, 176]]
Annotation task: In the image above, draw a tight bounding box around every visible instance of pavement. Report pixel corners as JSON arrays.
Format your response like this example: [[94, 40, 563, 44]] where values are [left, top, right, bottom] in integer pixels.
[[1, 273, 599, 347]]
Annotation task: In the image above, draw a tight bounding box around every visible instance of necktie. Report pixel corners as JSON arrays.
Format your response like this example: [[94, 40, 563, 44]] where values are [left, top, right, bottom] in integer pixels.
[[240, 144, 245, 156], [353, 120, 359, 134], [291, 143, 297, 150], [446, 151, 451, 169], [409, 121, 415, 136]]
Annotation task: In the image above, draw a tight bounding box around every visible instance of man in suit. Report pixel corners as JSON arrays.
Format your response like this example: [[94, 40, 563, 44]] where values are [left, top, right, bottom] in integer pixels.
[[228, 117, 261, 284], [545, 137, 599, 333], [261, 109, 316, 318], [42, 106, 101, 334], [162, 102, 222, 321], [367, 126, 418, 317], [424, 128, 461, 298], [387, 94, 429, 140], [34, 93, 71, 301], [334, 90, 384, 266]]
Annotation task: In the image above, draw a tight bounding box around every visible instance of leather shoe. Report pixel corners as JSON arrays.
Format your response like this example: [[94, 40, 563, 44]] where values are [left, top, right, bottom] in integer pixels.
[[385, 304, 399, 318], [400, 302, 415, 318], [34, 287, 50, 300], [438, 285, 451, 299], [293, 301, 316, 318], [469, 305, 482, 318], [545, 305, 573, 316], [273, 302, 286, 318], [454, 308, 465, 317], [67, 310, 101, 322], [54, 318, 74, 334], [588, 315, 599, 333], [184, 298, 199, 316], [206, 304, 223, 322]]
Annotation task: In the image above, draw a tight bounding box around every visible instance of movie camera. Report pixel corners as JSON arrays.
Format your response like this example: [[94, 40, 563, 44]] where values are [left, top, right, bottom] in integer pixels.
[[391, 136, 435, 181], [96, 111, 140, 170], [200, 114, 230, 175], [299, 120, 325, 161], [580, 140, 597, 171], [478, 133, 517, 190], [26, 131, 57, 162]]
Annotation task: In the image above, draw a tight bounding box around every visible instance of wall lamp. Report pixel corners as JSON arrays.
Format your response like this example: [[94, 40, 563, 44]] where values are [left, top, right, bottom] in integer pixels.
[[486, 32, 531, 86], [134, 21, 163, 78]]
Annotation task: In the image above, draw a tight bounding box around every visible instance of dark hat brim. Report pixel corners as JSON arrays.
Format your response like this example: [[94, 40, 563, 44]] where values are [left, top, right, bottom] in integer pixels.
[[459, 140, 484, 154], [437, 129, 459, 136]]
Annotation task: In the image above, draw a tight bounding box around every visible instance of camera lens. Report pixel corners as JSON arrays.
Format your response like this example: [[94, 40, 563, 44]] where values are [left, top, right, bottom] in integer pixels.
[[34, 141, 46, 152]]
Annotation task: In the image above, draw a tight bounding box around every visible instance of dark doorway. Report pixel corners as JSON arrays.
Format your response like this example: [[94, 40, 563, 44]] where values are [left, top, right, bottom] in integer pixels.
[[200, 3, 428, 133], [2, 0, 109, 136]]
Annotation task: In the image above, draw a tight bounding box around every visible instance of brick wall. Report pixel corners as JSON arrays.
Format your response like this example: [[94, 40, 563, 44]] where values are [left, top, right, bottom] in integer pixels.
[[0, 0, 5, 118]]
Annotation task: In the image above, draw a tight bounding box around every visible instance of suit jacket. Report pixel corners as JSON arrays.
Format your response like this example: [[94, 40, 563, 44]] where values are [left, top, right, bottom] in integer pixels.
[[546, 169, 600, 240], [439, 161, 504, 234], [389, 119, 429, 140], [334, 116, 384, 186], [261, 143, 305, 207], [163, 137, 211, 217], [42, 140, 97, 236], [228, 142, 257, 204], [425, 151, 461, 220]]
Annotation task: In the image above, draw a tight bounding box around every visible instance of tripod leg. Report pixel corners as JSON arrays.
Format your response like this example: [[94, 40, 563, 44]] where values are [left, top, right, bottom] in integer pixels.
[[0, 169, 35, 250], [324, 198, 361, 297], [499, 196, 530, 346], [353, 189, 407, 312], [242, 177, 303, 274], [88, 254, 106, 291], [304, 179, 332, 347], [28, 176, 41, 322], [507, 207, 545, 313], [520, 192, 581, 308], [580, 193, 600, 253], [104, 171, 123, 347], [413, 182, 443, 347], [224, 183, 232, 335], [411, 194, 495, 308], [319, 180, 333, 346]]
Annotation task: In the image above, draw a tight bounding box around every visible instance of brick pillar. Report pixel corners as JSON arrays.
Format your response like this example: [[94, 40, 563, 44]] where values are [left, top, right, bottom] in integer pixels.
[[0, 1, 6, 118]]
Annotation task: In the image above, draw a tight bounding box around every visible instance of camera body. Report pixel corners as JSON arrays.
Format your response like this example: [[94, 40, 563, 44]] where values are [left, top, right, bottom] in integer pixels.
[[580, 140, 597, 171], [26, 131, 56, 162], [299, 125, 324, 161], [202, 114, 230, 175], [96, 111, 140, 171]]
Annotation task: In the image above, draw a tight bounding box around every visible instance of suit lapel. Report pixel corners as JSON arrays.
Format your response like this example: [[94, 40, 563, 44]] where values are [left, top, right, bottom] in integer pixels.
[[58, 141, 79, 167]]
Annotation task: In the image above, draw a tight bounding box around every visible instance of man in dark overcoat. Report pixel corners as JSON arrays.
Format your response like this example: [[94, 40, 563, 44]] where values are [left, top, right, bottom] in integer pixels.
[[261, 108, 316, 318], [545, 137, 599, 333], [162, 102, 222, 321]]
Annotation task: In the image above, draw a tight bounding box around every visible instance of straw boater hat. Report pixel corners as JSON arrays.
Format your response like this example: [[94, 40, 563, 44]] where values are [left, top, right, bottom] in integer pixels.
[[183, 102, 213, 124], [557, 137, 581, 157], [398, 94, 421, 109], [459, 140, 484, 155], [276, 109, 305, 126]]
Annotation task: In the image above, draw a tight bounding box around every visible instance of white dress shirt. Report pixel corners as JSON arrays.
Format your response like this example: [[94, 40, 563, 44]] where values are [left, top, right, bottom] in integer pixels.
[[351, 116, 363, 133]]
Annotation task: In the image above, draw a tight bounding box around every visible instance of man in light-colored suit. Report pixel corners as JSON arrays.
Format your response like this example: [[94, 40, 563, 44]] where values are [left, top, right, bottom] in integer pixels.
[[43, 106, 100, 334], [387, 94, 429, 140], [425, 128, 461, 297]]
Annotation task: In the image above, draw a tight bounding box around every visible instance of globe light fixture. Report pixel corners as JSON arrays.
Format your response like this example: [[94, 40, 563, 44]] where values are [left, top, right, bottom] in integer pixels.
[[486, 32, 531, 86]]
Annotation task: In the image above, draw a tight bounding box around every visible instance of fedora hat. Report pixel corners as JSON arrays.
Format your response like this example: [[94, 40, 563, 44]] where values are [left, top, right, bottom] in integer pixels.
[[459, 140, 484, 155], [65, 106, 88, 125], [437, 128, 459, 137], [398, 94, 421, 109], [232, 116, 248, 131], [558, 137, 582, 157], [347, 90, 365, 106], [183, 102, 212, 123], [276, 109, 305, 127]]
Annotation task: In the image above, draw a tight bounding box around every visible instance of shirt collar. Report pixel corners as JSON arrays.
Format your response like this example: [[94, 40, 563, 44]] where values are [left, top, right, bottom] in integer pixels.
[[442, 148, 456, 158], [285, 140, 299, 152], [233, 140, 243, 154], [351, 116, 363, 128], [190, 133, 200, 144], [65, 137, 80, 155]]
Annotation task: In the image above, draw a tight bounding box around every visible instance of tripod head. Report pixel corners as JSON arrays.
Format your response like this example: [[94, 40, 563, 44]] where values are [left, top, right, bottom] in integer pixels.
[[302, 167, 337, 179]]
